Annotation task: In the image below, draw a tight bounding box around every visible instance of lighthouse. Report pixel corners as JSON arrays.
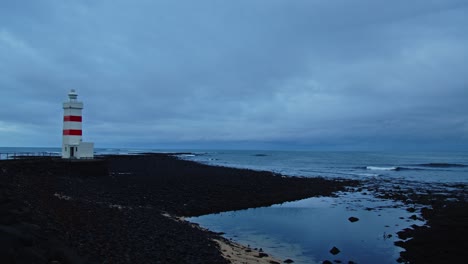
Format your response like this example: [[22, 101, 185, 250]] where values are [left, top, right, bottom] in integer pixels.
[[62, 89, 94, 159]]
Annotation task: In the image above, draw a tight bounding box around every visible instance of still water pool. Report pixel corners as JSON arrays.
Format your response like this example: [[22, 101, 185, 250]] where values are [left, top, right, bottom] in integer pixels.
[[188, 192, 424, 264]]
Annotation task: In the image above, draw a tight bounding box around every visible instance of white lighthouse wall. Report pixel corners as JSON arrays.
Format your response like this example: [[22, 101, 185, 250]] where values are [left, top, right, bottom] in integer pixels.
[[62, 144, 74, 158], [63, 122, 82, 130], [63, 108, 83, 116], [77, 142, 94, 159], [63, 102, 83, 110], [62, 137, 80, 147], [61, 142, 94, 159]]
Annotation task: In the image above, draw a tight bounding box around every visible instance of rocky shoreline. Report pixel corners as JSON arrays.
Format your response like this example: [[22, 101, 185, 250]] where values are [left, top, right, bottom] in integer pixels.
[[0, 154, 358, 263], [1, 154, 466, 263], [368, 179, 468, 264]]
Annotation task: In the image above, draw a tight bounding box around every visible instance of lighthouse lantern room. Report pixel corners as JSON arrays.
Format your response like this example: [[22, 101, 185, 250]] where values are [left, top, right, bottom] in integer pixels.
[[62, 89, 94, 159]]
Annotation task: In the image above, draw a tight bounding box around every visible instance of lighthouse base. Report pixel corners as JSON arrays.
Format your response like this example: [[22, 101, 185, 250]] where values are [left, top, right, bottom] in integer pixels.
[[62, 142, 94, 159]]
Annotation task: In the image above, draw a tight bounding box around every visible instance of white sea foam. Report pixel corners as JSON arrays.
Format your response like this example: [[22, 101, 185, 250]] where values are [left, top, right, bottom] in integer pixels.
[[366, 166, 398, 171]]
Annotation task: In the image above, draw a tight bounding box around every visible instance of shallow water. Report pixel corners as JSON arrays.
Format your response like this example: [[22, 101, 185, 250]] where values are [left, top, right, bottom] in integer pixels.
[[188, 191, 424, 264]]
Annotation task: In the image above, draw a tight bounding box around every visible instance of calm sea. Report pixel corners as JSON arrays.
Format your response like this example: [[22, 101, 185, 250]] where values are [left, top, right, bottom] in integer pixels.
[[2, 147, 467, 263]]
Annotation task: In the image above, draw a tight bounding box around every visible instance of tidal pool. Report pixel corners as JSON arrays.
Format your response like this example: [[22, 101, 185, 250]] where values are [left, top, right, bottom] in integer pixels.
[[187, 192, 425, 264]]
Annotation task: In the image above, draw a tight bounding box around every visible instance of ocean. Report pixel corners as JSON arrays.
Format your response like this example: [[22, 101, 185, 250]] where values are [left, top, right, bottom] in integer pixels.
[[2, 147, 467, 263], [179, 150, 468, 183]]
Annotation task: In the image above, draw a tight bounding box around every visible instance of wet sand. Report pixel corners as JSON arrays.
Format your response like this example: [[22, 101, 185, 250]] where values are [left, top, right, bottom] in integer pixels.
[[0, 154, 357, 263]]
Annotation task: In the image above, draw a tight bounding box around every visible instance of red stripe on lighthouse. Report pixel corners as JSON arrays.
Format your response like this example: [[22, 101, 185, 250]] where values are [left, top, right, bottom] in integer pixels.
[[63, 129, 82, 135], [64, 116, 82, 122]]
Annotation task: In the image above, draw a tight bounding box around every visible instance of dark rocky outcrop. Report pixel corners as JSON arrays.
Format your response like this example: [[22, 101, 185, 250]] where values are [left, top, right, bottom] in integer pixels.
[[395, 202, 468, 264]]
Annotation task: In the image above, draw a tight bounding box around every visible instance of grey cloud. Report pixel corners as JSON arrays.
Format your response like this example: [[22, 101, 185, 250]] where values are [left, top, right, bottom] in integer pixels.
[[0, 0, 467, 149]]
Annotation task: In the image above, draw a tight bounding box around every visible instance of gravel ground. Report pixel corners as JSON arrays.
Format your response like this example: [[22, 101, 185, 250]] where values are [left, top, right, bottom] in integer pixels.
[[0, 154, 357, 263]]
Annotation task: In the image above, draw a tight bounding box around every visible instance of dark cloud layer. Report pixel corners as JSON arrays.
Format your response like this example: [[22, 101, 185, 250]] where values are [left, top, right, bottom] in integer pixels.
[[1, 0, 467, 150]]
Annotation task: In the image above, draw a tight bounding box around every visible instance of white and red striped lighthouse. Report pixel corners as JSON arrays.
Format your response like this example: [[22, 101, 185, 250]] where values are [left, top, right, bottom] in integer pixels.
[[62, 89, 94, 159]]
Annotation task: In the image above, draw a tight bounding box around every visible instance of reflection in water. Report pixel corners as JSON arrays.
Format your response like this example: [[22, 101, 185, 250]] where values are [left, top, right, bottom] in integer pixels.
[[188, 192, 425, 264]]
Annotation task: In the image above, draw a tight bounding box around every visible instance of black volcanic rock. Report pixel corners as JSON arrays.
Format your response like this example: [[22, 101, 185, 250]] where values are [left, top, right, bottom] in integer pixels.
[[395, 202, 468, 264], [0, 154, 358, 263], [330, 246, 341, 255], [348, 217, 359, 223]]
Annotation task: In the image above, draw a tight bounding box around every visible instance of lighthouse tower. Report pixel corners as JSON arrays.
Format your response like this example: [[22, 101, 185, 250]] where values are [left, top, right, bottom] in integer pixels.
[[62, 89, 94, 159]]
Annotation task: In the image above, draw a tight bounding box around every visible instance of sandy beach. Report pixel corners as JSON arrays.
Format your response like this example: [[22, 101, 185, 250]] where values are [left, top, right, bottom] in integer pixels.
[[0, 153, 466, 263]]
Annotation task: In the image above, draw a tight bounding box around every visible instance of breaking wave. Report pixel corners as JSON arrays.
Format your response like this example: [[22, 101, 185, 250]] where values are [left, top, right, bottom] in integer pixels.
[[366, 166, 399, 171], [361, 163, 465, 172]]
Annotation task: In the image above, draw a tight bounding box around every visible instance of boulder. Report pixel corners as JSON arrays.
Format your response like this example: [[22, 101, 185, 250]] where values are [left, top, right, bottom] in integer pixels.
[[330, 246, 341, 255]]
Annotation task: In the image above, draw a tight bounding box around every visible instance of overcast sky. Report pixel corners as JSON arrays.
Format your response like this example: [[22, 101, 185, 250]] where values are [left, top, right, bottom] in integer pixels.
[[1, 0, 467, 150]]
